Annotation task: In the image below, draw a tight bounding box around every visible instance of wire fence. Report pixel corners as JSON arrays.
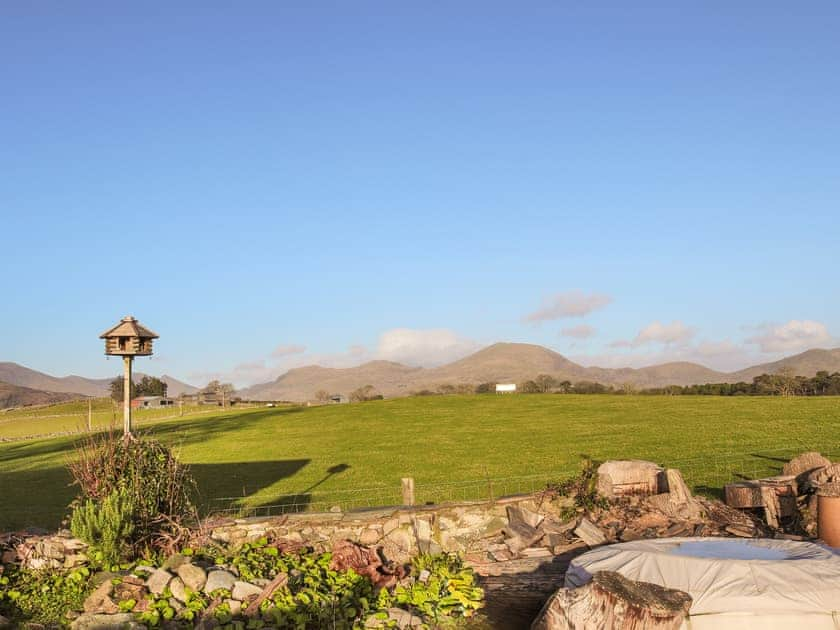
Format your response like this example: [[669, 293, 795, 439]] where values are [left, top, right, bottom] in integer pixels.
[[208, 444, 840, 519]]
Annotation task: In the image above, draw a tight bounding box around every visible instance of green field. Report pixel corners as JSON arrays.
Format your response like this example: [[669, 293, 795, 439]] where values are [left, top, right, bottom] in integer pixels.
[[1, 395, 839, 532]]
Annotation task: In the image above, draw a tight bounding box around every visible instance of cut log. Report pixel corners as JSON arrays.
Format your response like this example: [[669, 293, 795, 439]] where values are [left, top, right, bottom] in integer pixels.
[[783, 452, 831, 480], [724, 476, 797, 516], [648, 468, 703, 520], [808, 463, 840, 489], [760, 486, 780, 529], [531, 570, 692, 630], [597, 461, 665, 498], [574, 518, 608, 547]]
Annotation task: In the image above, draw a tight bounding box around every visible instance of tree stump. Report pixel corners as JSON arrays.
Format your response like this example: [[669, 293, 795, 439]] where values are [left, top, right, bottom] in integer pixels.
[[597, 461, 665, 498], [724, 476, 797, 517], [531, 570, 692, 630]]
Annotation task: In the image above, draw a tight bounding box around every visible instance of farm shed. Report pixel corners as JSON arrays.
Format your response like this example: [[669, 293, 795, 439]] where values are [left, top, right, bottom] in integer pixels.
[[565, 537, 840, 629], [130, 396, 174, 408]]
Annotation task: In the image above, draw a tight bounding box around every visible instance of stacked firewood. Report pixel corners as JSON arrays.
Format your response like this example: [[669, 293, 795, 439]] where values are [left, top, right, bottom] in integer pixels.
[[724, 451, 840, 536]]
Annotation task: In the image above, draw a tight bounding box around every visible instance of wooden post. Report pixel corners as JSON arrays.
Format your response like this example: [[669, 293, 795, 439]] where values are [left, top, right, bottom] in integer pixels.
[[401, 477, 415, 506], [123, 355, 132, 436], [87, 398, 92, 432]]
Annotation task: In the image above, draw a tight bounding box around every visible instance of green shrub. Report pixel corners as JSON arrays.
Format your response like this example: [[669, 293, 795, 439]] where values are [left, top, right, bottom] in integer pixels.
[[67, 430, 197, 557], [0, 566, 92, 626], [70, 487, 135, 566]]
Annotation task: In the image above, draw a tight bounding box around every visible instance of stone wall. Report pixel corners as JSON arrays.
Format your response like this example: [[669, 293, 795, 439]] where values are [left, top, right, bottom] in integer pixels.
[[1, 492, 575, 571]]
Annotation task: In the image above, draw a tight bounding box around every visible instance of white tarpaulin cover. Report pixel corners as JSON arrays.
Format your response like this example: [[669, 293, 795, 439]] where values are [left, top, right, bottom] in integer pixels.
[[566, 537, 840, 629]]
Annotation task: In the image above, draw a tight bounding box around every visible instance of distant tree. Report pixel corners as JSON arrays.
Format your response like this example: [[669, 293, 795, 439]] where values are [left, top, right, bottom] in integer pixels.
[[475, 382, 494, 394], [535, 374, 556, 393], [573, 381, 610, 394], [520, 380, 540, 394], [136, 375, 167, 397], [314, 389, 331, 403], [556, 380, 572, 394], [437, 384, 456, 395], [109, 377, 135, 403], [455, 384, 475, 395], [350, 384, 378, 402], [216, 382, 235, 406]]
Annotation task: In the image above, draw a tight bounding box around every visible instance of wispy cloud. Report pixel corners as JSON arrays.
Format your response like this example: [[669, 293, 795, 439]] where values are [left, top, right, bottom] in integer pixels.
[[524, 291, 612, 323], [271, 344, 307, 358], [746, 320, 833, 353], [561, 324, 597, 339]]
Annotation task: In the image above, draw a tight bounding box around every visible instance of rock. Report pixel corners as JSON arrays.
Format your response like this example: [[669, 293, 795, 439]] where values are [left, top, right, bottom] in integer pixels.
[[413, 518, 432, 553], [205, 569, 236, 594], [507, 504, 543, 530], [231, 580, 263, 601], [162, 553, 190, 572], [71, 613, 145, 630], [385, 526, 414, 552], [359, 528, 381, 545], [176, 562, 207, 591], [365, 607, 425, 628], [169, 577, 188, 602], [145, 568, 173, 595], [226, 598, 242, 616], [574, 519, 607, 547], [83, 580, 118, 614], [64, 553, 88, 568]]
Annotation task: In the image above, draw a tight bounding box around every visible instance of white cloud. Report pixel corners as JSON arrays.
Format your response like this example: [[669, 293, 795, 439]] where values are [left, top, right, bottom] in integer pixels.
[[634, 321, 695, 345], [746, 320, 833, 353], [561, 324, 597, 339], [271, 344, 307, 358], [610, 320, 695, 348], [524, 291, 612, 323], [374, 328, 480, 367]]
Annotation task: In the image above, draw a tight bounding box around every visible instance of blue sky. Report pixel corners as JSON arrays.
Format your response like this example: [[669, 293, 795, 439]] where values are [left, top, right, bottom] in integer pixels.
[[2, 2, 838, 386]]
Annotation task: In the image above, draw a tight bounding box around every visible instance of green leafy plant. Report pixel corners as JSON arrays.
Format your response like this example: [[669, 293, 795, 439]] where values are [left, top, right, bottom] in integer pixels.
[[70, 486, 135, 567], [392, 553, 484, 622], [553, 456, 609, 518], [67, 429, 197, 557], [0, 565, 92, 626]]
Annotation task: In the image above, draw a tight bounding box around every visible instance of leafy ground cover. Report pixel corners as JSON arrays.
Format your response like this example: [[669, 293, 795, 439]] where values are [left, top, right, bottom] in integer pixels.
[[1, 395, 839, 531]]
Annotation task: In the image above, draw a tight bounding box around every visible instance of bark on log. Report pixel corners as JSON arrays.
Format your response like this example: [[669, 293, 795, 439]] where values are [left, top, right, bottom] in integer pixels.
[[531, 570, 692, 630], [760, 486, 780, 529], [724, 476, 797, 515], [783, 452, 831, 479], [597, 461, 664, 498]]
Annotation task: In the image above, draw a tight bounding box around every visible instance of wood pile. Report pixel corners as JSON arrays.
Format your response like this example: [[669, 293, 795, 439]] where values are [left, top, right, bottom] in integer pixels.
[[724, 451, 840, 536]]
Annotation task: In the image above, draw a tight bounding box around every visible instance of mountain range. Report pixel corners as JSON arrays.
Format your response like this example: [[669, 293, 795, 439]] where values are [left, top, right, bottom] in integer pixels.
[[239, 343, 840, 401], [0, 362, 198, 399], [3, 344, 840, 405]]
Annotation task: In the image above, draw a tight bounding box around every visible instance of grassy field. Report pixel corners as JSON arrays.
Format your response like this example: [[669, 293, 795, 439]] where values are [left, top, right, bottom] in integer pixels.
[[1, 394, 839, 531], [0, 398, 231, 439]]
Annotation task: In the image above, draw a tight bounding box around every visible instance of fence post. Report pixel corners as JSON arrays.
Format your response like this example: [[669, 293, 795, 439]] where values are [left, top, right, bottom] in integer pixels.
[[401, 477, 415, 506]]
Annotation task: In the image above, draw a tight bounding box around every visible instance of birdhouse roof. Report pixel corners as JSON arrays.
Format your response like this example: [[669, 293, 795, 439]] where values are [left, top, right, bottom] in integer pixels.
[[99, 316, 159, 339]]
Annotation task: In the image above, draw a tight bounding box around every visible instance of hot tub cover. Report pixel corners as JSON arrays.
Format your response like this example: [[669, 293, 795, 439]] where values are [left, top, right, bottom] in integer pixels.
[[566, 537, 840, 628]]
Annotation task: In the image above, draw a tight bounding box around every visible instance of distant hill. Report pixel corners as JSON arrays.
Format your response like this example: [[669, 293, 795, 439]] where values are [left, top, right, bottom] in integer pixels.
[[0, 382, 79, 409], [0, 363, 198, 398], [238, 342, 840, 402], [729, 348, 840, 383]]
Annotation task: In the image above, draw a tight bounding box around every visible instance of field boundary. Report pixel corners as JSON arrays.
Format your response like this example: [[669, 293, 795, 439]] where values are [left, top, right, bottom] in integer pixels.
[[208, 445, 840, 518]]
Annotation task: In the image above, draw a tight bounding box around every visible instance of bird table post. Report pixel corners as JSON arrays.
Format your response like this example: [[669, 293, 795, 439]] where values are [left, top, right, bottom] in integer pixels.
[[100, 315, 159, 437]]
